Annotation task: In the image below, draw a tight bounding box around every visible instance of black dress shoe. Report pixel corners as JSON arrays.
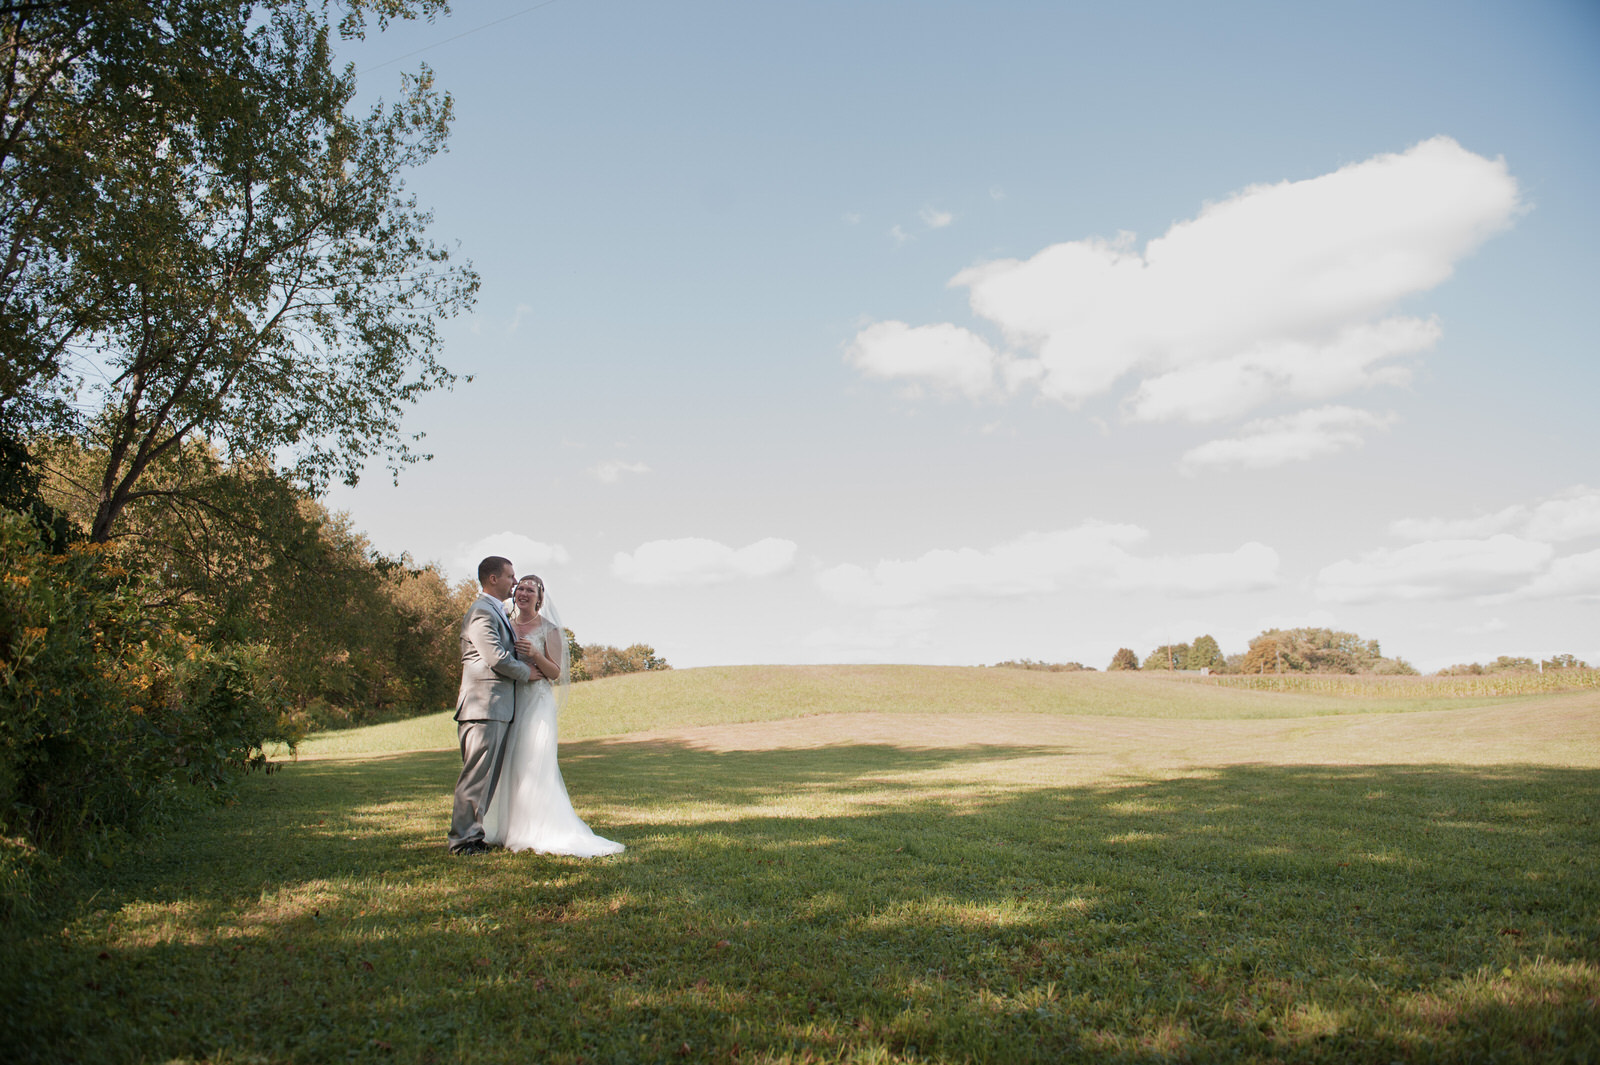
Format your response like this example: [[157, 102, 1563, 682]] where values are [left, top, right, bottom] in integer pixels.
[[453, 840, 490, 855]]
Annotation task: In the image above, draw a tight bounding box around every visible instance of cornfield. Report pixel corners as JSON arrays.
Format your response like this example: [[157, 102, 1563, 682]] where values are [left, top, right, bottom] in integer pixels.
[[1171, 668, 1600, 698]]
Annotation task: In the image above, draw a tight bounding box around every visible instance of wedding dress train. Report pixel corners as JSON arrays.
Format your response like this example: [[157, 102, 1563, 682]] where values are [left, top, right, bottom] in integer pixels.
[[482, 640, 623, 856]]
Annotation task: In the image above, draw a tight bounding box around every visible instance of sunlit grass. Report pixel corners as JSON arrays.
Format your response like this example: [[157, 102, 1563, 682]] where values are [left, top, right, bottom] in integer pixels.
[[7, 672, 1599, 1063], [272, 664, 1577, 760]]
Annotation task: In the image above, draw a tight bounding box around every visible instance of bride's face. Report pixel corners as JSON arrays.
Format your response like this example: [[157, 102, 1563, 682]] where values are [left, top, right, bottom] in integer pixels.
[[513, 579, 543, 613]]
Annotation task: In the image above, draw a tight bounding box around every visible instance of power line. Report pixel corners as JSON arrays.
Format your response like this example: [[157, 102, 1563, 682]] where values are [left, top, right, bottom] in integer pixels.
[[358, 0, 565, 75]]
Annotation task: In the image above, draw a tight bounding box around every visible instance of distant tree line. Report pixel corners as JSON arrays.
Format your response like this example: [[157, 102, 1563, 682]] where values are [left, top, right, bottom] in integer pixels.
[[566, 632, 671, 682], [1104, 628, 1418, 675], [991, 659, 1093, 672], [1438, 654, 1589, 675]]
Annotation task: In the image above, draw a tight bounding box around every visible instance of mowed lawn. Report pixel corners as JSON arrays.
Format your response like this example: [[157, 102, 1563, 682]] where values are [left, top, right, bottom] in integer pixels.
[[5, 668, 1598, 1064]]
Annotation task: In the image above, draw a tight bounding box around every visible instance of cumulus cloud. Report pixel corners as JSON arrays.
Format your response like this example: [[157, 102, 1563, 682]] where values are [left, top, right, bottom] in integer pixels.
[[1390, 506, 1528, 541], [1511, 548, 1600, 601], [1179, 406, 1395, 473], [1524, 488, 1600, 542], [920, 207, 954, 229], [1330, 487, 1600, 603], [453, 532, 570, 580], [1392, 487, 1600, 542], [593, 459, 651, 483], [1315, 535, 1553, 603], [817, 523, 1279, 608], [848, 137, 1520, 445], [612, 537, 797, 586], [846, 320, 1002, 398]]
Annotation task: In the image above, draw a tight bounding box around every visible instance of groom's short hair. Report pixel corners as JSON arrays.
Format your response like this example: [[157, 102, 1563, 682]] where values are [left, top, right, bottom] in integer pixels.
[[478, 556, 513, 584]]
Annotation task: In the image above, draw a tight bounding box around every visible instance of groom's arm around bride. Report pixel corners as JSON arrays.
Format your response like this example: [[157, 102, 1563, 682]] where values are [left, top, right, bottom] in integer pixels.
[[447, 555, 532, 855]]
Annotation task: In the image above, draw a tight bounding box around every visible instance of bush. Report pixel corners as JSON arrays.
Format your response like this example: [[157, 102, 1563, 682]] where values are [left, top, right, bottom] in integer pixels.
[[1107, 648, 1140, 671], [0, 510, 289, 914]]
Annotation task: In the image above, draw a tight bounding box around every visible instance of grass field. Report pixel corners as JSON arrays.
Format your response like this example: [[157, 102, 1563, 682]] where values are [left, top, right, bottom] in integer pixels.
[[5, 667, 1598, 1063]]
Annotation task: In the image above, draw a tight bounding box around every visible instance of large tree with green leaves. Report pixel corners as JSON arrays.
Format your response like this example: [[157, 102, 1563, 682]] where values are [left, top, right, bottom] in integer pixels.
[[1, 0, 471, 541], [1185, 634, 1225, 672]]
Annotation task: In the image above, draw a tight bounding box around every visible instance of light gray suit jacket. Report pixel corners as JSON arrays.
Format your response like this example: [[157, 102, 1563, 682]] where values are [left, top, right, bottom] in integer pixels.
[[454, 595, 533, 722]]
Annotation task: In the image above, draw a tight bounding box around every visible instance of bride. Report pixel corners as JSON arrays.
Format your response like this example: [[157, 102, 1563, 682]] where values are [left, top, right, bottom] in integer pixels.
[[483, 574, 624, 856]]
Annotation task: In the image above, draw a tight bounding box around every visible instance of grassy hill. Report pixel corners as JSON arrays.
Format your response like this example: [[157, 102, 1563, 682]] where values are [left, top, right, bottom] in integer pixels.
[[278, 663, 1587, 759], [11, 666, 1598, 1063]]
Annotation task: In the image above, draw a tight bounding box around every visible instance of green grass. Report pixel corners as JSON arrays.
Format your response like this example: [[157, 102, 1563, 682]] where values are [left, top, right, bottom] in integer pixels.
[[6, 668, 1598, 1063], [275, 665, 1580, 760]]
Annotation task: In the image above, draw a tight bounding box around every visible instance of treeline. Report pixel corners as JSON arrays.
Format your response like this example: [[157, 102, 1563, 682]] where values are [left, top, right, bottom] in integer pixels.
[[570, 638, 672, 682], [1437, 654, 1589, 675], [1105, 628, 1419, 675]]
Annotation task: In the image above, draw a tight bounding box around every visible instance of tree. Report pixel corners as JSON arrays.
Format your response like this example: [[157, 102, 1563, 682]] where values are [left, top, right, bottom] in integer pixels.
[[1241, 633, 1283, 674], [1185, 634, 1225, 672], [1242, 627, 1412, 674], [1142, 643, 1190, 671], [573, 640, 672, 681], [1107, 647, 1139, 671], [2, 1, 472, 543], [39, 437, 475, 729]]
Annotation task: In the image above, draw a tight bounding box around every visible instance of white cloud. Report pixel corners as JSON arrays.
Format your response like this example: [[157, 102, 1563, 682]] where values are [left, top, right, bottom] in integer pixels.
[[920, 206, 954, 229], [1315, 534, 1553, 603], [843, 211, 862, 225], [890, 225, 910, 245], [612, 537, 797, 586], [1524, 488, 1600, 542], [1506, 547, 1600, 602], [1391, 506, 1528, 541], [508, 301, 533, 334], [1179, 406, 1395, 473], [849, 137, 1520, 425], [1457, 617, 1509, 635], [845, 320, 1002, 398], [593, 459, 651, 483], [453, 532, 570, 581], [817, 523, 1279, 608], [1389, 487, 1600, 543]]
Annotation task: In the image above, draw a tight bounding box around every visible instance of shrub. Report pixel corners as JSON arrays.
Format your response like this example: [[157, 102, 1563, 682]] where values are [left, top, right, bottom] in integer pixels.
[[0, 510, 289, 914]]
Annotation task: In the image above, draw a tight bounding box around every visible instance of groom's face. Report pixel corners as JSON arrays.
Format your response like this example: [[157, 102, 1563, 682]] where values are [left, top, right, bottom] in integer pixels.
[[483, 563, 516, 600]]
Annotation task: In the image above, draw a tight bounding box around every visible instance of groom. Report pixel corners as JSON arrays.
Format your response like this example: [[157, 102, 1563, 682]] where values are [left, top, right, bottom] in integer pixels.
[[447, 555, 534, 855]]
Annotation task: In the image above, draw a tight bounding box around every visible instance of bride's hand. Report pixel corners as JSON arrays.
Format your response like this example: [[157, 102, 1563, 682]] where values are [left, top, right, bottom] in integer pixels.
[[514, 637, 534, 658]]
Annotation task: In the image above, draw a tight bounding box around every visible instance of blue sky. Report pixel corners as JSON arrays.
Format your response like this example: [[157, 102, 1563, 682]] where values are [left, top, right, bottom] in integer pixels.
[[326, 0, 1600, 670]]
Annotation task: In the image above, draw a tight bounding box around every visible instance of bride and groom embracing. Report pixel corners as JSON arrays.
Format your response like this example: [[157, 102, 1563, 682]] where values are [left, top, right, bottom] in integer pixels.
[[446, 555, 624, 858]]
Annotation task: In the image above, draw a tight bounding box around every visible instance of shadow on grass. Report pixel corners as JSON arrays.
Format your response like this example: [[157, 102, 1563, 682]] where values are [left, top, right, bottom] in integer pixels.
[[3, 738, 1598, 1064]]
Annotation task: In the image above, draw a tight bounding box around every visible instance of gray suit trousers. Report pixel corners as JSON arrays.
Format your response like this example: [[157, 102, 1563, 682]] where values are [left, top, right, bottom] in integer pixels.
[[448, 718, 511, 852]]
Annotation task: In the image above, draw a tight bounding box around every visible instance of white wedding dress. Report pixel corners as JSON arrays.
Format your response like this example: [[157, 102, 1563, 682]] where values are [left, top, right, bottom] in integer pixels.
[[482, 618, 624, 857]]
